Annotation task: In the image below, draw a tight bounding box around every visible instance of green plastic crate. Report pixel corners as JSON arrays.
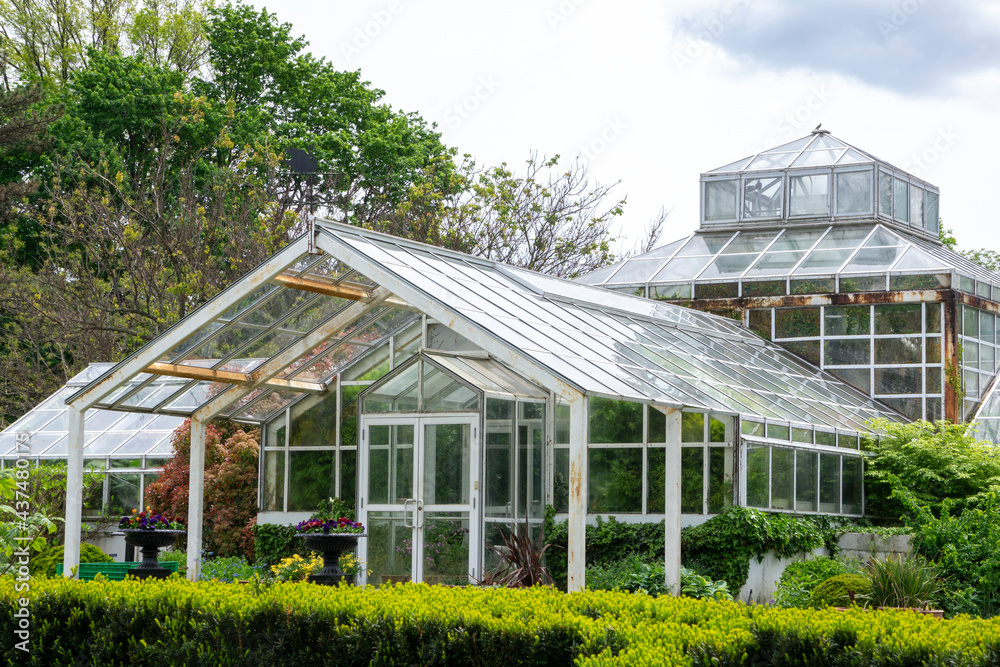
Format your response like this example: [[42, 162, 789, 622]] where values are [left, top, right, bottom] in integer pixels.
[[55, 561, 179, 581]]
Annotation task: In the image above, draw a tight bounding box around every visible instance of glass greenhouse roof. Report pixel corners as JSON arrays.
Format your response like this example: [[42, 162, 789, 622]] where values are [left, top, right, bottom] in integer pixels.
[[69, 220, 905, 435], [708, 132, 876, 173], [0, 364, 186, 459], [972, 377, 1000, 443], [579, 224, 1000, 300]]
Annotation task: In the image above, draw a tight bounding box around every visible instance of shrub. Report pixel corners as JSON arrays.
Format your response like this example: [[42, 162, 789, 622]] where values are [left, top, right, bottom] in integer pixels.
[[31, 542, 113, 578], [586, 554, 731, 600], [252, 523, 303, 567], [864, 554, 942, 609], [270, 553, 322, 581], [774, 556, 864, 608], [201, 555, 267, 583], [809, 573, 870, 608]]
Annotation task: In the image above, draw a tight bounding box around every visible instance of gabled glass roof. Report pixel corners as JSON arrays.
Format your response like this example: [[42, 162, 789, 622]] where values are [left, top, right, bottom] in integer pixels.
[[579, 224, 1000, 299], [0, 364, 185, 459], [709, 132, 879, 174]]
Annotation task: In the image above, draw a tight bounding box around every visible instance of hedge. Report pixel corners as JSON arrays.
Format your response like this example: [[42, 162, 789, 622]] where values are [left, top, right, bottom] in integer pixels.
[[4, 577, 1000, 666]]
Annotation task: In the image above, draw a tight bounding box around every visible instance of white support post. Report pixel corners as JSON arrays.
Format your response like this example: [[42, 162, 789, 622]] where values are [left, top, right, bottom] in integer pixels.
[[186, 418, 207, 581], [664, 408, 682, 596], [63, 407, 85, 578], [566, 392, 587, 592]]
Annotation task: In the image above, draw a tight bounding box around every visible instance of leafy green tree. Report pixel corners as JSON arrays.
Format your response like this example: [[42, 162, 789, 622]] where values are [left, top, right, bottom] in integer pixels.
[[865, 419, 1000, 521]]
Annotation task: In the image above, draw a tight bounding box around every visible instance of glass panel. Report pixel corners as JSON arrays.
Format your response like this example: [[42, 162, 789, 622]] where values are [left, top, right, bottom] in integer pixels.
[[424, 423, 470, 506], [829, 368, 871, 393], [710, 417, 728, 443], [839, 434, 859, 450], [879, 171, 893, 217], [793, 249, 852, 273], [842, 247, 902, 273], [288, 394, 337, 447], [909, 186, 924, 228], [743, 280, 785, 297], [789, 173, 829, 216], [795, 450, 817, 512], [926, 304, 942, 334], [893, 178, 908, 222], [982, 312, 996, 343], [836, 170, 871, 215], [792, 148, 843, 166], [708, 447, 732, 513], [364, 362, 419, 412], [814, 226, 871, 250], [704, 179, 738, 221], [826, 306, 871, 336], [681, 447, 704, 514], [842, 457, 863, 514], [770, 448, 794, 510], [682, 412, 705, 442], [589, 398, 643, 444], [875, 337, 922, 364], [784, 340, 820, 366], [721, 231, 778, 254], [790, 278, 835, 295], [423, 363, 478, 412], [647, 405, 666, 443], [926, 367, 942, 394], [694, 282, 738, 299], [647, 446, 665, 513], [743, 176, 783, 218], [775, 308, 820, 338], [651, 257, 711, 283], [825, 339, 870, 366], [421, 512, 470, 585], [767, 423, 790, 441], [288, 450, 335, 511], [554, 448, 569, 513], [485, 399, 513, 518], [748, 151, 798, 170], [925, 191, 939, 234], [742, 420, 764, 437], [748, 309, 772, 339], [262, 450, 286, 511], [555, 400, 570, 445], [744, 251, 804, 277], [366, 511, 411, 587], [792, 428, 812, 444], [368, 424, 414, 505], [651, 283, 692, 300], [819, 454, 840, 513], [340, 449, 357, 510], [840, 275, 886, 292], [746, 445, 769, 508], [770, 229, 825, 252], [340, 386, 362, 447], [107, 473, 141, 512], [815, 431, 836, 447], [517, 402, 544, 519], [676, 234, 733, 257], [890, 274, 945, 290], [874, 304, 922, 334], [700, 253, 759, 279], [588, 447, 642, 513]]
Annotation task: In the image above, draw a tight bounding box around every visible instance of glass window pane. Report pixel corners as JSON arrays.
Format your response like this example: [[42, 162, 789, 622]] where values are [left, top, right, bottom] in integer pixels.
[[708, 447, 733, 513], [485, 399, 514, 518], [743, 280, 785, 297], [784, 340, 821, 366], [748, 310, 772, 339], [775, 308, 820, 338], [107, 473, 141, 513], [704, 179, 738, 221], [647, 406, 666, 443], [423, 363, 478, 411], [554, 448, 569, 513], [288, 450, 335, 511], [875, 367, 922, 395], [815, 430, 836, 447], [588, 447, 642, 513], [909, 186, 924, 227], [647, 446, 665, 513], [819, 454, 841, 513], [982, 312, 996, 343], [424, 423, 471, 505], [842, 457, 863, 514], [893, 178, 908, 222], [289, 393, 337, 447], [589, 398, 643, 444], [795, 450, 818, 512], [790, 173, 829, 216], [682, 412, 705, 442], [836, 170, 871, 215], [262, 450, 285, 511], [925, 191, 940, 234], [875, 304, 922, 334], [340, 449, 356, 511], [341, 385, 362, 448], [829, 368, 871, 394], [710, 417, 728, 443], [926, 337, 942, 364], [555, 400, 570, 445], [746, 445, 769, 508], [768, 423, 790, 441], [825, 339, 870, 366], [879, 171, 893, 217], [368, 425, 413, 505], [744, 176, 783, 219], [770, 448, 794, 510], [681, 447, 704, 514], [875, 337, 922, 364], [825, 306, 871, 336], [790, 278, 835, 294]]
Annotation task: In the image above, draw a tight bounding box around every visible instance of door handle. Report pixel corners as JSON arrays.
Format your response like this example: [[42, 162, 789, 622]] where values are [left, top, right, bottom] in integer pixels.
[[415, 499, 424, 529], [403, 498, 415, 528]]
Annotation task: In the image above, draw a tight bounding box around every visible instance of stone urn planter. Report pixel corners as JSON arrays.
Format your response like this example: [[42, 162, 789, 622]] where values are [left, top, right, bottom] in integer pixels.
[[123, 530, 184, 579], [300, 533, 364, 586]]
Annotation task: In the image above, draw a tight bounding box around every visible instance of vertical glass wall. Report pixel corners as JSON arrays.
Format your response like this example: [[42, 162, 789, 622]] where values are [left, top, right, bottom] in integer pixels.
[[749, 303, 944, 421], [960, 305, 1000, 420]]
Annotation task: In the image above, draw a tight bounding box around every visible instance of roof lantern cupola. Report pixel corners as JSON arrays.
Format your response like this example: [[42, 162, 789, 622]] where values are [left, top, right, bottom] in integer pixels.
[[700, 129, 940, 240]]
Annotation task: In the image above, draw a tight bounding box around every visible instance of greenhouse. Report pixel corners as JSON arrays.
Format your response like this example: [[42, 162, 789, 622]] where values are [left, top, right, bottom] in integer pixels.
[[580, 129, 1000, 426], [55, 217, 903, 592]]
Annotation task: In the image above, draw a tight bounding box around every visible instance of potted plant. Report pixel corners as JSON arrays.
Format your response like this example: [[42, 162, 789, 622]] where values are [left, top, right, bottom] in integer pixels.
[[295, 498, 364, 586], [119, 508, 185, 579]]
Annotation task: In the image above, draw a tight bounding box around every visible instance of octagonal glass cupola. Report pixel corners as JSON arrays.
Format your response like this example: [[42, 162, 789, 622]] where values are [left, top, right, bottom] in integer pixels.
[[701, 130, 940, 239]]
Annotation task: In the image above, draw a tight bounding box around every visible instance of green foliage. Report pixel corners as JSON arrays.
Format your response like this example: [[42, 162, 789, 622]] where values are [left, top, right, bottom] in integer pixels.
[[5, 577, 1000, 666], [30, 542, 112, 578], [895, 484, 1000, 617], [681, 507, 839, 592], [865, 419, 1000, 521], [864, 554, 942, 609], [586, 554, 730, 600], [809, 573, 871, 608], [252, 522, 303, 567], [774, 557, 863, 609], [201, 555, 267, 583], [309, 496, 355, 522], [680, 567, 733, 601]]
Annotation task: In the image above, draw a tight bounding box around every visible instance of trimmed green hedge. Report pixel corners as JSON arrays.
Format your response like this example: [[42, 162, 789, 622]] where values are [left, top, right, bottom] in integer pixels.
[[3, 577, 1000, 666]]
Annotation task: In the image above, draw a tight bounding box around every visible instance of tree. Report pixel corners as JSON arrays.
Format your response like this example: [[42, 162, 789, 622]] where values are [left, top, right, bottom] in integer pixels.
[[145, 420, 259, 558], [939, 225, 1000, 274]]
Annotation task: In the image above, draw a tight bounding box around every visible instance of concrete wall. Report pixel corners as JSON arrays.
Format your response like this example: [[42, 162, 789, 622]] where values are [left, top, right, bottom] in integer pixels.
[[738, 532, 912, 604]]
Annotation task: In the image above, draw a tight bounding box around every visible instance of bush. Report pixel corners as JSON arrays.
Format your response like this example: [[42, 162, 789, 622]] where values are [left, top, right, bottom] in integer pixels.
[[586, 554, 731, 600], [809, 573, 871, 608], [31, 542, 113, 578], [252, 523, 303, 567], [4, 576, 1000, 666], [774, 557, 863, 608], [201, 555, 267, 583], [864, 554, 942, 610]]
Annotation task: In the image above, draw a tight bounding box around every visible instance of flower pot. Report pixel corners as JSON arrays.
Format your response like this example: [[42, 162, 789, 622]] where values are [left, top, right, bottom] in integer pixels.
[[299, 533, 364, 586], [122, 530, 184, 580]]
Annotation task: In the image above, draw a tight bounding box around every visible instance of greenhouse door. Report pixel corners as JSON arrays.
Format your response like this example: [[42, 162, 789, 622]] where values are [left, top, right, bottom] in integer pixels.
[[359, 415, 480, 586]]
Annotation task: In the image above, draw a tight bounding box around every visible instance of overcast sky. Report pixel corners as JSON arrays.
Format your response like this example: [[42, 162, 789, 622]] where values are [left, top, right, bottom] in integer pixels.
[[249, 0, 1000, 255]]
